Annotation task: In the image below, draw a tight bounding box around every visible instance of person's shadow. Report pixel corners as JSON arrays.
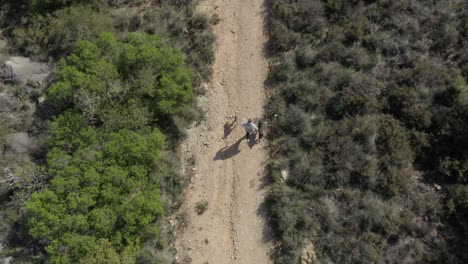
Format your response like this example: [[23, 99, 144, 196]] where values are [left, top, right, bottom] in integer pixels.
[[213, 137, 243, 160]]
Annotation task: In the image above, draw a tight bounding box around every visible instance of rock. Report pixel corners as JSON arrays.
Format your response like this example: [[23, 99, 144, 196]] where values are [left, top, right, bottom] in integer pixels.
[[1, 56, 50, 86], [280, 169, 288, 182], [169, 219, 176, 227], [0, 64, 13, 82], [301, 242, 317, 264], [37, 96, 46, 104]]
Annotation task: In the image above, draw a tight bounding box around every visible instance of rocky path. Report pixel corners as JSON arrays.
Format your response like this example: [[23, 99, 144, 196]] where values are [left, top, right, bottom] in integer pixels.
[[175, 0, 273, 263]]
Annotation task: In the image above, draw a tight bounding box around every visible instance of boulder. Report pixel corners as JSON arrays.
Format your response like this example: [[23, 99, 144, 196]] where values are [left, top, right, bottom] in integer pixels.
[[0, 63, 13, 82]]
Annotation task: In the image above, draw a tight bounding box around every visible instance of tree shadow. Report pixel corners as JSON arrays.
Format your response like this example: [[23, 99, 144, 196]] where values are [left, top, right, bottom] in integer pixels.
[[213, 137, 243, 160], [223, 119, 237, 138]]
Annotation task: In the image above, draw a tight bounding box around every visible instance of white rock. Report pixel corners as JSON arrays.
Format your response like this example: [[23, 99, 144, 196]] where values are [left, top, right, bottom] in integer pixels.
[[37, 96, 46, 104], [280, 170, 289, 182], [300, 242, 317, 264]]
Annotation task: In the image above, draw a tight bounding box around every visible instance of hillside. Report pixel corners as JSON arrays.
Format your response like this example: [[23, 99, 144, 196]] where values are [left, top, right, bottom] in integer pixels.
[[266, 1, 468, 263], [1, 0, 467, 263]]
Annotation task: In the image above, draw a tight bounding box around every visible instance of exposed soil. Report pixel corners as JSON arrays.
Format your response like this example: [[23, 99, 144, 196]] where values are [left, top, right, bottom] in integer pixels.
[[175, 0, 273, 263]]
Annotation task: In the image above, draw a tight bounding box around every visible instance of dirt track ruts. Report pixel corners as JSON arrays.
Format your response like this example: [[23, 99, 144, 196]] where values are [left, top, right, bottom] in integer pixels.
[[175, 0, 273, 263]]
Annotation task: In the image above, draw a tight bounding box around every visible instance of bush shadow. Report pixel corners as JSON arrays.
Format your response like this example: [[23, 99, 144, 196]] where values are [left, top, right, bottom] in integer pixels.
[[257, 181, 277, 260]]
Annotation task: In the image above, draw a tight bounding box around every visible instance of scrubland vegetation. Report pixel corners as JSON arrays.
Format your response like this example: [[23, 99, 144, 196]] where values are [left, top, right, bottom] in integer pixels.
[[0, 0, 214, 263], [266, 0, 468, 263]]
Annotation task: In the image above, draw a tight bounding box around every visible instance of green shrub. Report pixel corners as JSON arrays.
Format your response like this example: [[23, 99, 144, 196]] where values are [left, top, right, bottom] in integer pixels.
[[26, 115, 166, 262], [13, 5, 113, 57], [195, 200, 208, 215], [436, 158, 468, 183], [136, 3, 215, 81]]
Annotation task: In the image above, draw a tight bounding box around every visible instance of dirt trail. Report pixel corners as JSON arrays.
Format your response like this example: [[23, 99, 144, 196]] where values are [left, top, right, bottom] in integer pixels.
[[175, 0, 273, 263]]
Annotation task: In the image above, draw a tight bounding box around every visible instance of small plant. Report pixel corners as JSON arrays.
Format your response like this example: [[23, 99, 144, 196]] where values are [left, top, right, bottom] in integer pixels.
[[176, 212, 190, 230], [187, 155, 196, 167], [195, 200, 208, 215]]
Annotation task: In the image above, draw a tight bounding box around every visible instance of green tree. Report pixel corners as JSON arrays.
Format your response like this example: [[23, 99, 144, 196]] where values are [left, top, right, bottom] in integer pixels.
[[26, 114, 165, 262], [47, 32, 193, 128]]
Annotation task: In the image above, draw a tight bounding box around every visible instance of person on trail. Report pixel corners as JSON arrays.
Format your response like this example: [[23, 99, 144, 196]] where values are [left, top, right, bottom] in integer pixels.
[[257, 120, 264, 141], [242, 118, 258, 142]]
